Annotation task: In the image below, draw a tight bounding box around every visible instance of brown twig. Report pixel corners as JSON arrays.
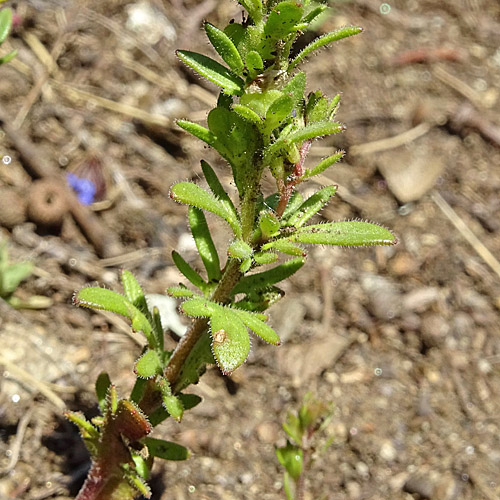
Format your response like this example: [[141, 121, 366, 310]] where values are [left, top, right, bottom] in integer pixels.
[[431, 191, 500, 280], [0, 407, 35, 476], [448, 102, 500, 148], [0, 354, 65, 410], [391, 47, 466, 66], [349, 121, 434, 156]]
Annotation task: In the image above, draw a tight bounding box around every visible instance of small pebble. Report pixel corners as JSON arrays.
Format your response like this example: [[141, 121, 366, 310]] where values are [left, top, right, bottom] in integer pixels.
[[380, 440, 397, 461]]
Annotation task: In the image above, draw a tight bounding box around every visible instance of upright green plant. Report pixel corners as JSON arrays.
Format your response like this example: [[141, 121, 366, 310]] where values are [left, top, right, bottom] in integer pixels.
[[69, 2, 396, 498], [276, 393, 334, 500]]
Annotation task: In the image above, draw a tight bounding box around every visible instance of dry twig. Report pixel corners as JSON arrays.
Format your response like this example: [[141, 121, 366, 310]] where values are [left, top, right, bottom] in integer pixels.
[[349, 121, 434, 156], [432, 191, 500, 280], [0, 407, 35, 476], [0, 354, 65, 410]]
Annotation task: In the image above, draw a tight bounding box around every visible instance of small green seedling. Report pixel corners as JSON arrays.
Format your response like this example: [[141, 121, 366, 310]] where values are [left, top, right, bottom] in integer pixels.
[[68, 2, 396, 498], [0, 239, 51, 309], [276, 393, 335, 500]]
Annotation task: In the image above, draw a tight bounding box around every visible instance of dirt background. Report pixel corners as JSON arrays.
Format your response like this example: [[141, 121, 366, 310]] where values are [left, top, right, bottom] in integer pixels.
[[1, 0, 500, 499]]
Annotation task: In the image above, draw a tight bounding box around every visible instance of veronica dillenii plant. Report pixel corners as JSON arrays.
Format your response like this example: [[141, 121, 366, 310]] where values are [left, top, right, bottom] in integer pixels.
[[68, 2, 396, 498]]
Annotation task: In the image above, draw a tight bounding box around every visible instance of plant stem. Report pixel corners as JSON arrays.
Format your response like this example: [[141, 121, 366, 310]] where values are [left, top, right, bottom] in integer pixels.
[[163, 258, 242, 387], [164, 161, 264, 387], [276, 140, 311, 218], [295, 426, 314, 500]]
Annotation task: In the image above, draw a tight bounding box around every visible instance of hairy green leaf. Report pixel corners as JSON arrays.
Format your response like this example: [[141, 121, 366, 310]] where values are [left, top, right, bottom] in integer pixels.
[[200, 161, 239, 225], [157, 377, 184, 421], [228, 240, 253, 260], [232, 256, 305, 295], [282, 192, 305, 220], [176, 120, 216, 146], [287, 185, 337, 228], [170, 182, 242, 237], [232, 103, 263, 127], [239, 89, 282, 117], [189, 207, 221, 282], [135, 350, 162, 379], [260, 2, 303, 60], [95, 372, 112, 414], [306, 91, 329, 123], [245, 50, 264, 79], [328, 93, 341, 119], [289, 26, 363, 71], [289, 220, 397, 246], [148, 393, 203, 426], [166, 285, 197, 298], [302, 4, 327, 24], [181, 297, 215, 318], [237, 0, 263, 23], [151, 306, 165, 351], [206, 107, 261, 195], [233, 308, 281, 345], [235, 286, 285, 312], [210, 309, 250, 374], [143, 437, 191, 461], [121, 270, 150, 320], [303, 151, 344, 179], [176, 50, 244, 95], [224, 22, 246, 48], [240, 257, 252, 273], [265, 121, 343, 162], [260, 211, 281, 238], [65, 411, 99, 453], [204, 22, 244, 75], [261, 238, 305, 256], [171, 250, 206, 292], [121, 465, 151, 497], [265, 94, 294, 133], [253, 251, 278, 265], [282, 71, 306, 109], [74, 287, 153, 343]]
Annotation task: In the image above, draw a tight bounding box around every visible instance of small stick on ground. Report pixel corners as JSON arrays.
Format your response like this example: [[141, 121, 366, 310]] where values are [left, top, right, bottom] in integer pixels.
[[432, 191, 500, 280], [0, 354, 65, 410], [0, 407, 35, 476], [349, 121, 434, 156]]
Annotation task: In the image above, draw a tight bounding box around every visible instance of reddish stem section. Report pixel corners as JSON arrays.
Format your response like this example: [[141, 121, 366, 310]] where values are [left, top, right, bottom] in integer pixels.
[[276, 140, 312, 217]]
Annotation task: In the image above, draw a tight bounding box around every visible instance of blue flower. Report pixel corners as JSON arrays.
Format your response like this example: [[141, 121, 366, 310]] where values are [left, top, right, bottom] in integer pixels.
[[67, 173, 97, 206]]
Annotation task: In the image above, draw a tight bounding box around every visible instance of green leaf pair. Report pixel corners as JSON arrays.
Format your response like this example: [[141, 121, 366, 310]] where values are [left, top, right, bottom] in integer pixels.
[[74, 270, 166, 349]]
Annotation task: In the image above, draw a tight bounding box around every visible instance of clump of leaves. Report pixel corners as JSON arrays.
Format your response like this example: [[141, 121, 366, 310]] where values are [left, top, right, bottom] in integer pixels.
[[0, 4, 17, 65], [69, 2, 396, 499], [276, 393, 334, 500]]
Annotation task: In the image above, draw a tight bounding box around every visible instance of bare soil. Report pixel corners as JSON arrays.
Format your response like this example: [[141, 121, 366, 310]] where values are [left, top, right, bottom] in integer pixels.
[[1, 1, 500, 499]]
